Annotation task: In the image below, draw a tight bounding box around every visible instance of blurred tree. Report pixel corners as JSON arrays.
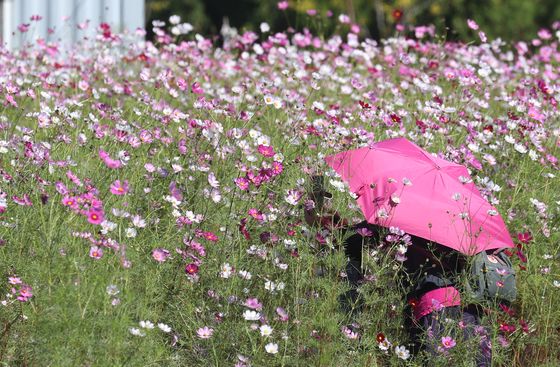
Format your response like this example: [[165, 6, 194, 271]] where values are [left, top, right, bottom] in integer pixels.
[[145, 0, 560, 42]]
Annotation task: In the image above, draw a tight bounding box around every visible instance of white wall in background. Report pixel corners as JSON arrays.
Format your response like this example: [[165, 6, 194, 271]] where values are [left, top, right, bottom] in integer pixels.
[[0, 0, 145, 49]]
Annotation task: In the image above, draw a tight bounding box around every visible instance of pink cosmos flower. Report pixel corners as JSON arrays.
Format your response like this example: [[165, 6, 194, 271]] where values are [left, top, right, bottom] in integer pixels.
[[467, 19, 479, 30], [277, 1, 288, 10], [18, 23, 30, 33], [169, 181, 183, 201], [496, 268, 509, 276], [61, 196, 78, 209], [271, 161, 283, 176], [12, 194, 32, 206], [110, 180, 129, 195], [276, 307, 289, 322], [341, 325, 359, 339], [5, 94, 17, 107], [176, 78, 187, 91], [152, 248, 170, 262], [189, 241, 206, 257], [8, 276, 22, 285], [197, 326, 214, 339], [244, 297, 263, 310], [527, 107, 545, 123], [538, 28, 552, 40], [17, 285, 33, 302], [87, 210, 104, 225], [235, 177, 250, 191], [248, 208, 263, 221], [89, 246, 103, 259], [191, 82, 204, 94], [99, 149, 122, 169], [441, 336, 456, 349]]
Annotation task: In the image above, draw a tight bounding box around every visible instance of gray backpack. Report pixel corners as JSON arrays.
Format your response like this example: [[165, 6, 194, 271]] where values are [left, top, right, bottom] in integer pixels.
[[466, 250, 517, 303]]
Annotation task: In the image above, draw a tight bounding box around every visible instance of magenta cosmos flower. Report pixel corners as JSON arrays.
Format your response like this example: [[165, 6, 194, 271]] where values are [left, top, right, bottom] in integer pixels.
[[257, 144, 275, 157], [61, 196, 78, 209], [110, 180, 129, 195], [185, 263, 199, 275], [87, 209, 104, 225]]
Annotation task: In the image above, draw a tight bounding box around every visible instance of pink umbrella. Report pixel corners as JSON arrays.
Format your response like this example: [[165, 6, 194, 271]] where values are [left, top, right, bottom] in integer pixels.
[[324, 138, 514, 255]]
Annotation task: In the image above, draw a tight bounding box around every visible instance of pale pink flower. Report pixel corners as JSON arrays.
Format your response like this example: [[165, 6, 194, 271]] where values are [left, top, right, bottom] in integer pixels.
[[89, 246, 103, 260], [244, 297, 263, 310], [277, 1, 288, 10], [8, 276, 22, 285], [441, 336, 456, 349], [110, 180, 129, 195], [467, 19, 479, 30], [197, 326, 214, 339], [152, 248, 170, 262]]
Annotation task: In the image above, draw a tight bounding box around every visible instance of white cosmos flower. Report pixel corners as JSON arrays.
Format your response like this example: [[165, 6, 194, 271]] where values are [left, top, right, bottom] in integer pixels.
[[132, 215, 146, 228], [265, 342, 279, 354], [260, 22, 270, 33], [125, 227, 137, 238], [238, 270, 252, 280], [377, 208, 389, 219], [529, 149, 538, 161], [158, 323, 172, 333], [169, 15, 181, 25], [208, 172, 220, 188], [243, 310, 261, 321], [220, 263, 234, 278], [329, 179, 346, 192], [378, 339, 391, 351], [395, 345, 410, 360], [129, 327, 145, 337], [514, 143, 527, 154], [259, 325, 273, 337], [139, 320, 154, 329], [284, 190, 302, 205]]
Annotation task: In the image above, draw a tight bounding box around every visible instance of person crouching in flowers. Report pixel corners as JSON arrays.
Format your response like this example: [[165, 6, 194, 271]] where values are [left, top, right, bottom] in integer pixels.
[[303, 176, 491, 364]]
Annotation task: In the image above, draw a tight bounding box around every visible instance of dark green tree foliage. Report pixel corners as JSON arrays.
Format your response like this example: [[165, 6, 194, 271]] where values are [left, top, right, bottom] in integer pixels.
[[145, 0, 560, 41]]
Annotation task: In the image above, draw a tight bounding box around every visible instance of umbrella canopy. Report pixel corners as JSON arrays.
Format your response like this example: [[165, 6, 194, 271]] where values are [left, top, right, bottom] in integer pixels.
[[324, 138, 514, 255]]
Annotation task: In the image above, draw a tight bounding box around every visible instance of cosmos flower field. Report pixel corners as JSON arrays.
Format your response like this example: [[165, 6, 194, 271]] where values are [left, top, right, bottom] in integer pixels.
[[0, 14, 559, 367]]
